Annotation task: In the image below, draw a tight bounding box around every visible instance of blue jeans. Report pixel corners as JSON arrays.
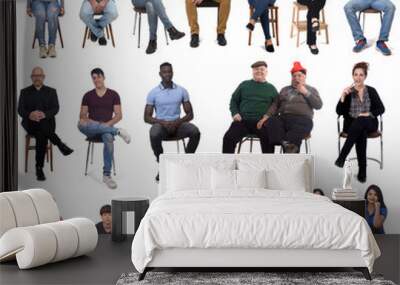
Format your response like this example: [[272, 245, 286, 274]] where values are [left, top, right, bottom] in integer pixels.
[[132, 0, 173, 40], [79, 0, 118, 38], [78, 121, 118, 176], [32, 0, 60, 46], [248, 0, 276, 40], [344, 0, 396, 42]]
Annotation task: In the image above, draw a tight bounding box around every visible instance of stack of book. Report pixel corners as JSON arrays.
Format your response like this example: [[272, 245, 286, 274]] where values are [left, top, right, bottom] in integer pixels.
[[332, 188, 358, 200]]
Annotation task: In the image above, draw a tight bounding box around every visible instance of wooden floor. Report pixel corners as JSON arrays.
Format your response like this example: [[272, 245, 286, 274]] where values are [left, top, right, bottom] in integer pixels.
[[0, 235, 398, 285]]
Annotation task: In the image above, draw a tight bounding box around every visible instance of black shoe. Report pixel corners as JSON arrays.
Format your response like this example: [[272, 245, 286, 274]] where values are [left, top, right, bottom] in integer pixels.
[[58, 143, 74, 156], [146, 40, 157, 54], [36, 166, 46, 181], [217, 33, 227, 46], [357, 167, 367, 183], [155, 173, 159, 183], [335, 158, 345, 168], [265, 43, 275, 53], [90, 32, 98, 42], [98, 37, 107, 46], [246, 23, 255, 31], [168, 27, 185, 40], [190, 34, 199, 48], [309, 45, 319, 55]]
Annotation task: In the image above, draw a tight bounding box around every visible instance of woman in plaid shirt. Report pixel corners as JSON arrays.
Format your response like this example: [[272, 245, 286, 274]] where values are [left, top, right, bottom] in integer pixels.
[[335, 62, 385, 183]]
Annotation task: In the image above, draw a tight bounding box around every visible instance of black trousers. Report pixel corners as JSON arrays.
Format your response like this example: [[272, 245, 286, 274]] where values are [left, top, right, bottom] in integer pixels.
[[338, 117, 378, 169], [149, 122, 201, 162], [297, 0, 326, 45], [23, 119, 62, 168], [222, 120, 274, 154], [265, 114, 313, 149]]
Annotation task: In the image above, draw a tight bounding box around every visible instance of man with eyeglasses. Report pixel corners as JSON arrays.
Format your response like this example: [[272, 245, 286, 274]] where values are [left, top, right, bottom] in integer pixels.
[[18, 67, 74, 181]]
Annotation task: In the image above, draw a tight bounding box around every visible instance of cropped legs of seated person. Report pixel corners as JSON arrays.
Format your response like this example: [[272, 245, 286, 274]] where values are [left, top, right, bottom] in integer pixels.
[[18, 67, 73, 181], [131, 0, 185, 54], [27, 0, 65, 58], [344, 0, 396, 55], [297, 0, 326, 54], [246, 0, 276, 52], [78, 68, 131, 189], [222, 61, 278, 154], [79, 0, 118, 46], [263, 62, 322, 153], [144, 62, 201, 182], [335, 62, 385, 183], [185, 0, 231, 47]]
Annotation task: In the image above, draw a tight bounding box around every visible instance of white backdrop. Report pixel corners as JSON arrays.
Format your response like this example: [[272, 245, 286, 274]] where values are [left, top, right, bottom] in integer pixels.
[[16, 0, 400, 233]]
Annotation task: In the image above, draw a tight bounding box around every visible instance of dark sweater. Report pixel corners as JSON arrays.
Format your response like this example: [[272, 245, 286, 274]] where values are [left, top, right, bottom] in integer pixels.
[[266, 85, 322, 119], [18, 85, 59, 130], [230, 80, 278, 121], [336, 85, 385, 133]]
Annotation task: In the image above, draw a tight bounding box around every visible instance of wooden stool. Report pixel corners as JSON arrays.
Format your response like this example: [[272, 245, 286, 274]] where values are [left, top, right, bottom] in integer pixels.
[[25, 134, 53, 172], [82, 14, 115, 48], [248, 5, 279, 46], [32, 18, 64, 49], [290, 2, 329, 47], [85, 136, 116, 176], [132, 6, 169, 49], [358, 8, 383, 33]]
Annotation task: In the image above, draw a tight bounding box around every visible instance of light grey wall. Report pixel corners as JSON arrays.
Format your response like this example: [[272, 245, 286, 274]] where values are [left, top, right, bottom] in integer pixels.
[[17, 0, 400, 232]]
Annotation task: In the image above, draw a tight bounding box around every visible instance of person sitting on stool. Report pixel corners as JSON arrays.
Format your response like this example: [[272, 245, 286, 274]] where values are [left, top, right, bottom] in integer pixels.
[[261, 62, 322, 153], [144, 62, 201, 182], [18, 66, 73, 181]]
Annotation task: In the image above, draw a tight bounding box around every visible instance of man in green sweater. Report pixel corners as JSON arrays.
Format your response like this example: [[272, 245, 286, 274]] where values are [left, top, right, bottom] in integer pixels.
[[223, 61, 278, 153]]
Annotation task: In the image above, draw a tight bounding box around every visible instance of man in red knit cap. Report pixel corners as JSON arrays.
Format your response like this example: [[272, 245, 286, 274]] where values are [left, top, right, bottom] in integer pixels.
[[257, 61, 323, 153]]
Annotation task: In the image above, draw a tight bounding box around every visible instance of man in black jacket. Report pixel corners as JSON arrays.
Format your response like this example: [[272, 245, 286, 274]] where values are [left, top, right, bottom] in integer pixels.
[[18, 67, 73, 181]]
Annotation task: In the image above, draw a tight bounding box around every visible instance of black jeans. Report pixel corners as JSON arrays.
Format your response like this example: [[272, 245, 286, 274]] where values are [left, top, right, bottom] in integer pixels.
[[149, 122, 201, 162], [297, 0, 326, 45], [222, 120, 274, 153], [22, 119, 62, 168], [265, 114, 313, 150], [338, 116, 378, 169]]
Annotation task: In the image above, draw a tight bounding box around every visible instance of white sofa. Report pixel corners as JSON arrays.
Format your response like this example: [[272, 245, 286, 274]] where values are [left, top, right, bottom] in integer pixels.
[[0, 189, 98, 269]]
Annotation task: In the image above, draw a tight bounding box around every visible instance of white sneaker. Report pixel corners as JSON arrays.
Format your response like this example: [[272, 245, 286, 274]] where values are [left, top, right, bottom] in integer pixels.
[[118, 128, 131, 144], [48, 44, 57, 58], [39, 46, 48, 58], [103, 175, 117, 190]]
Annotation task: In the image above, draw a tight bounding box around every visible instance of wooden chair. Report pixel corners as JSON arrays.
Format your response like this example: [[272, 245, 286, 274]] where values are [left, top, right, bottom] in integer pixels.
[[82, 14, 115, 48], [358, 8, 383, 33], [248, 5, 279, 46], [279, 134, 312, 154], [32, 18, 64, 49], [84, 136, 116, 176], [132, 6, 169, 49], [337, 115, 383, 169], [290, 2, 329, 47], [25, 134, 53, 173]]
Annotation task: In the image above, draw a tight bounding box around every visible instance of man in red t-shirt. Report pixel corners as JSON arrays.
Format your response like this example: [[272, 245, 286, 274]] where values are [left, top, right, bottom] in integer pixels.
[[78, 68, 131, 189]]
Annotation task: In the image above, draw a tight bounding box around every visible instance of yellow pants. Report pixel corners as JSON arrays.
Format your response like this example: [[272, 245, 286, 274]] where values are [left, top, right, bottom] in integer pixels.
[[185, 0, 231, 35]]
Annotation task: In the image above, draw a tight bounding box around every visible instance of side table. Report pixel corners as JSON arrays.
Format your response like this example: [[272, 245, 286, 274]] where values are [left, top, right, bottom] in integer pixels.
[[112, 197, 149, 242]]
